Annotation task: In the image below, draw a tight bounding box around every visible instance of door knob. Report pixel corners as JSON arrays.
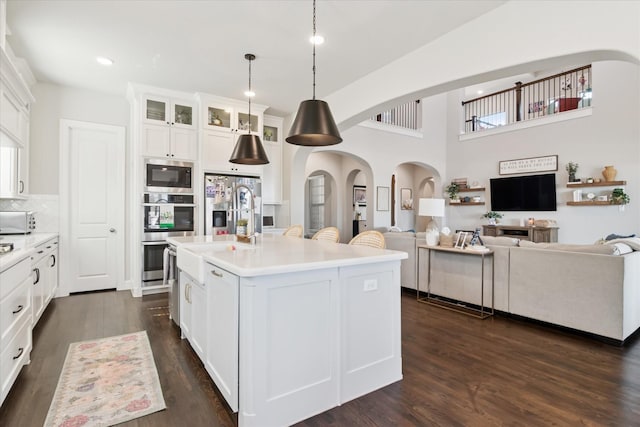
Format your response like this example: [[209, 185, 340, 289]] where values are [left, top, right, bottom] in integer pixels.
[[109, 228, 116, 233]]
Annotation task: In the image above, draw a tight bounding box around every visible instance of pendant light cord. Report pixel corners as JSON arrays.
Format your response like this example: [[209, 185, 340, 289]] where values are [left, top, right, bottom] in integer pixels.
[[248, 56, 252, 131], [312, 0, 316, 100]]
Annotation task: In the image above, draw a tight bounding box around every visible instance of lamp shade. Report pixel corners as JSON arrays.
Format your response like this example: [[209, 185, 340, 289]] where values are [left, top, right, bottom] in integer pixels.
[[418, 198, 445, 217], [229, 134, 269, 165], [286, 99, 342, 146]]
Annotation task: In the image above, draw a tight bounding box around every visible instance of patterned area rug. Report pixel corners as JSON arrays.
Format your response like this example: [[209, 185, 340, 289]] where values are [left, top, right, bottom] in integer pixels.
[[44, 331, 166, 427]]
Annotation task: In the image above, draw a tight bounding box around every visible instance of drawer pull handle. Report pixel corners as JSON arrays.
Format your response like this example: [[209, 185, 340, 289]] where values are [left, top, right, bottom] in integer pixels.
[[50, 254, 56, 267], [12, 305, 24, 315], [13, 347, 24, 360], [211, 270, 223, 278]]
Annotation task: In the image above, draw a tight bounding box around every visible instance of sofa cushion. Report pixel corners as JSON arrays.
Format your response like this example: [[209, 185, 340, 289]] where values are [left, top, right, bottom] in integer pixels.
[[519, 240, 617, 255], [481, 235, 520, 247]]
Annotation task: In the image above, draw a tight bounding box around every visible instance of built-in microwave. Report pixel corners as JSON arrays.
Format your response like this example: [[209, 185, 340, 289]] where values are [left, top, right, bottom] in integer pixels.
[[144, 159, 193, 193]]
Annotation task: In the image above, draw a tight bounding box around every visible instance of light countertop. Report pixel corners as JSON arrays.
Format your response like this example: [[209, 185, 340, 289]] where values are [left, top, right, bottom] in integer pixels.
[[0, 233, 58, 273], [168, 233, 408, 278]]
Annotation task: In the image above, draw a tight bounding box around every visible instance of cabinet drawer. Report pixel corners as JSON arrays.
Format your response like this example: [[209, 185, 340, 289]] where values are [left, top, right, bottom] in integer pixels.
[[0, 256, 31, 300], [1, 317, 31, 404], [0, 276, 32, 348]]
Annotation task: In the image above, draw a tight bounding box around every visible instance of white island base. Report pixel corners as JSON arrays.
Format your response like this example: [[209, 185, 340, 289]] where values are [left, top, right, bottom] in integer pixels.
[[169, 234, 406, 427]]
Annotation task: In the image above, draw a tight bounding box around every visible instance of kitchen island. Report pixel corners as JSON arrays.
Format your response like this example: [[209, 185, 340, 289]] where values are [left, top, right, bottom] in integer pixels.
[[167, 233, 407, 427]]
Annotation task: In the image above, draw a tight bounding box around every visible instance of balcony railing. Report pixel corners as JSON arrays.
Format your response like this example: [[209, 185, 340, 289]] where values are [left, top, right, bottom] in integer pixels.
[[370, 100, 421, 131], [462, 65, 592, 133]]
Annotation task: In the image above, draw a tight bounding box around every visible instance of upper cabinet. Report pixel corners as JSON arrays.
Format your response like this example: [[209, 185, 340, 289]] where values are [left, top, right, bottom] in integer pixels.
[[199, 93, 266, 136], [198, 93, 267, 174], [0, 49, 34, 199], [140, 94, 197, 160], [262, 115, 283, 204]]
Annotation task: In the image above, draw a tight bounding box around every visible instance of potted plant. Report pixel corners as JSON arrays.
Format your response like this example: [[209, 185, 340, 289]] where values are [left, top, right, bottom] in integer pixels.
[[236, 218, 248, 235], [611, 188, 630, 205], [566, 162, 579, 183], [482, 211, 503, 225], [445, 183, 460, 203]]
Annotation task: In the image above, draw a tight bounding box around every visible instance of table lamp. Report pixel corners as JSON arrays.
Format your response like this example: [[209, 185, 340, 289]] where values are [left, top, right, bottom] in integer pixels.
[[418, 198, 445, 246]]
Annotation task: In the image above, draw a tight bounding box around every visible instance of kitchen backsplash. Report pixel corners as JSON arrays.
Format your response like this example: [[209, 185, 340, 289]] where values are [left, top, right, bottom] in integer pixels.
[[0, 194, 59, 232]]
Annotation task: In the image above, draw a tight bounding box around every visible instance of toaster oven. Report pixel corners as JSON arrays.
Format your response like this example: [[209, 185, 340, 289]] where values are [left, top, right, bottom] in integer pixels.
[[0, 211, 36, 235]]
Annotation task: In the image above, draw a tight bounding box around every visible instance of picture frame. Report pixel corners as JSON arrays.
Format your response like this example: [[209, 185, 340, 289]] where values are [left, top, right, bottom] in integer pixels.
[[353, 185, 366, 205], [499, 155, 558, 175], [376, 186, 390, 211], [401, 188, 413, 210]]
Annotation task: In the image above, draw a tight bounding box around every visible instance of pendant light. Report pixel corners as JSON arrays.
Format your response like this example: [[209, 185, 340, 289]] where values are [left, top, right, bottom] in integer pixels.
[[286, 0, 342, 146], [230, 53, 269, 165]]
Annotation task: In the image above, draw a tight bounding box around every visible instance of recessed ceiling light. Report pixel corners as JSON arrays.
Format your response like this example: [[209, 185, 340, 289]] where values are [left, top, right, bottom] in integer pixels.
[[244, 90, 255, 98], [477, 90, 484, 95], [96, 56, 114, 66], [310, 34, 324, 45]]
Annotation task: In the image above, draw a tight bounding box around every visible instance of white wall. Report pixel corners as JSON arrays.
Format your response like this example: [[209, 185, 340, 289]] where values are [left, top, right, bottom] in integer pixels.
[[30, 83, 129, 193], [445, 61, 639, 243]]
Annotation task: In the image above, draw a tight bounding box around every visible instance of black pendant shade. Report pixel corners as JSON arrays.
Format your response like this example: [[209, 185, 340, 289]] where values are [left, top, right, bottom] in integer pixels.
[[286, 99, 342, 146], [229, 53, 269, 165], [229, 133, 269, 165]]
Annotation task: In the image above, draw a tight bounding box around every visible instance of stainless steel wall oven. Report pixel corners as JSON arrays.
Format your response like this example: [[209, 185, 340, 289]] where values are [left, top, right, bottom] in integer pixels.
[[141, 192, 196, 289]]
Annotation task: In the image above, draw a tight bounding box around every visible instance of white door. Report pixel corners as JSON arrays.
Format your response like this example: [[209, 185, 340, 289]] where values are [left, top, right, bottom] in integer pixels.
[[60, 120, 125, 294]]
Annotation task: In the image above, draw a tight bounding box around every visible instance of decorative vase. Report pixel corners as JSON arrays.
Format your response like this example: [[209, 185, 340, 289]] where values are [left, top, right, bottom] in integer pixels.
[[569, 173, 576, 183], [602, 166, 617, 182], [488, 218, 497, 226]]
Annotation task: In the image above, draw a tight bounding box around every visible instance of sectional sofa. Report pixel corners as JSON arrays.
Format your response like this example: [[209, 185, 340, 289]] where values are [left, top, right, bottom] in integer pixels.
[[384, 231, 640, 343]]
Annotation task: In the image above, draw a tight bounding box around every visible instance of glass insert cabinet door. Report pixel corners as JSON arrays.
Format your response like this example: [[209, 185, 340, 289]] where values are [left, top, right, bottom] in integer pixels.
[[174, 103, 193, 126], [144, 96, 194, 128], [146, 98, 167, 123], [207, 106, 232, 130], [238, 112, 258, 133], [263, 125, 278, 142]]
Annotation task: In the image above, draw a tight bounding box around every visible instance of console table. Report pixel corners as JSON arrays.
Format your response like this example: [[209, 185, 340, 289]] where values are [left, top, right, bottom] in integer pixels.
[[417, 245, 494, 319], [482, 225, 558, 242]]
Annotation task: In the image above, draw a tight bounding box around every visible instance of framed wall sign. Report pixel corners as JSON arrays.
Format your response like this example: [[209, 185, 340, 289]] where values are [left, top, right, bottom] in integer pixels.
[[353, 185, 366, 205], [499, 155, 558, 175], [376, 186, 390, 211]]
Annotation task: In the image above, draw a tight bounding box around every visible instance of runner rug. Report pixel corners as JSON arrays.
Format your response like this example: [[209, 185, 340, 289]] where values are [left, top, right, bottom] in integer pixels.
[[44, 331, 166, 427]]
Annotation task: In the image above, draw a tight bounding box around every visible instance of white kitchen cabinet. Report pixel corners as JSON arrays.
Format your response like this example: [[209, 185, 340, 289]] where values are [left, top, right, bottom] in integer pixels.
[[30, 237, 58, 326], [262, 115, 283, 204], [140, 94, 197, 160], [204, 263, 239, 412], [198, 93, 268, 174], [201, 129, 263, 175], [179, 271, 192, 341], [43, 239, 58, 305], [190, 277, 206, 360], [0, 49, 33, 199], [179, 271, 206, 361], [0, 256, 33, 407]]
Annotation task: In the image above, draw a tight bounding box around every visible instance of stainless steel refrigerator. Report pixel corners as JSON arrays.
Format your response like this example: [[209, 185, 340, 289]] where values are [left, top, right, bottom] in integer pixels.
[[204, 174, 262, 236]]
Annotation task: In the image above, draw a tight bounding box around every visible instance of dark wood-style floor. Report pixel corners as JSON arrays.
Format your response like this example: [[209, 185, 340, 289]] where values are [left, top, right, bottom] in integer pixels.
[[1, 290, 639, 426]]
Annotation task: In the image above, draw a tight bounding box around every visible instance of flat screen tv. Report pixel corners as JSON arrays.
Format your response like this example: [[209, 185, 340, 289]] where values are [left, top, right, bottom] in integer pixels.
[[490, 173, 557, 211]]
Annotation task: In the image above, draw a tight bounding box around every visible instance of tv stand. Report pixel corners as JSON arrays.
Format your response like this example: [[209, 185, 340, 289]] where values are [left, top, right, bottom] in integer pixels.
[[482, 225, 558, 243]]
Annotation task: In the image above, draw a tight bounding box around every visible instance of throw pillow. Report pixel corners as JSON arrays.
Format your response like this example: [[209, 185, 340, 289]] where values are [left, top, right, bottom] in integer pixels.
[[605, 233, 636, 240]]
